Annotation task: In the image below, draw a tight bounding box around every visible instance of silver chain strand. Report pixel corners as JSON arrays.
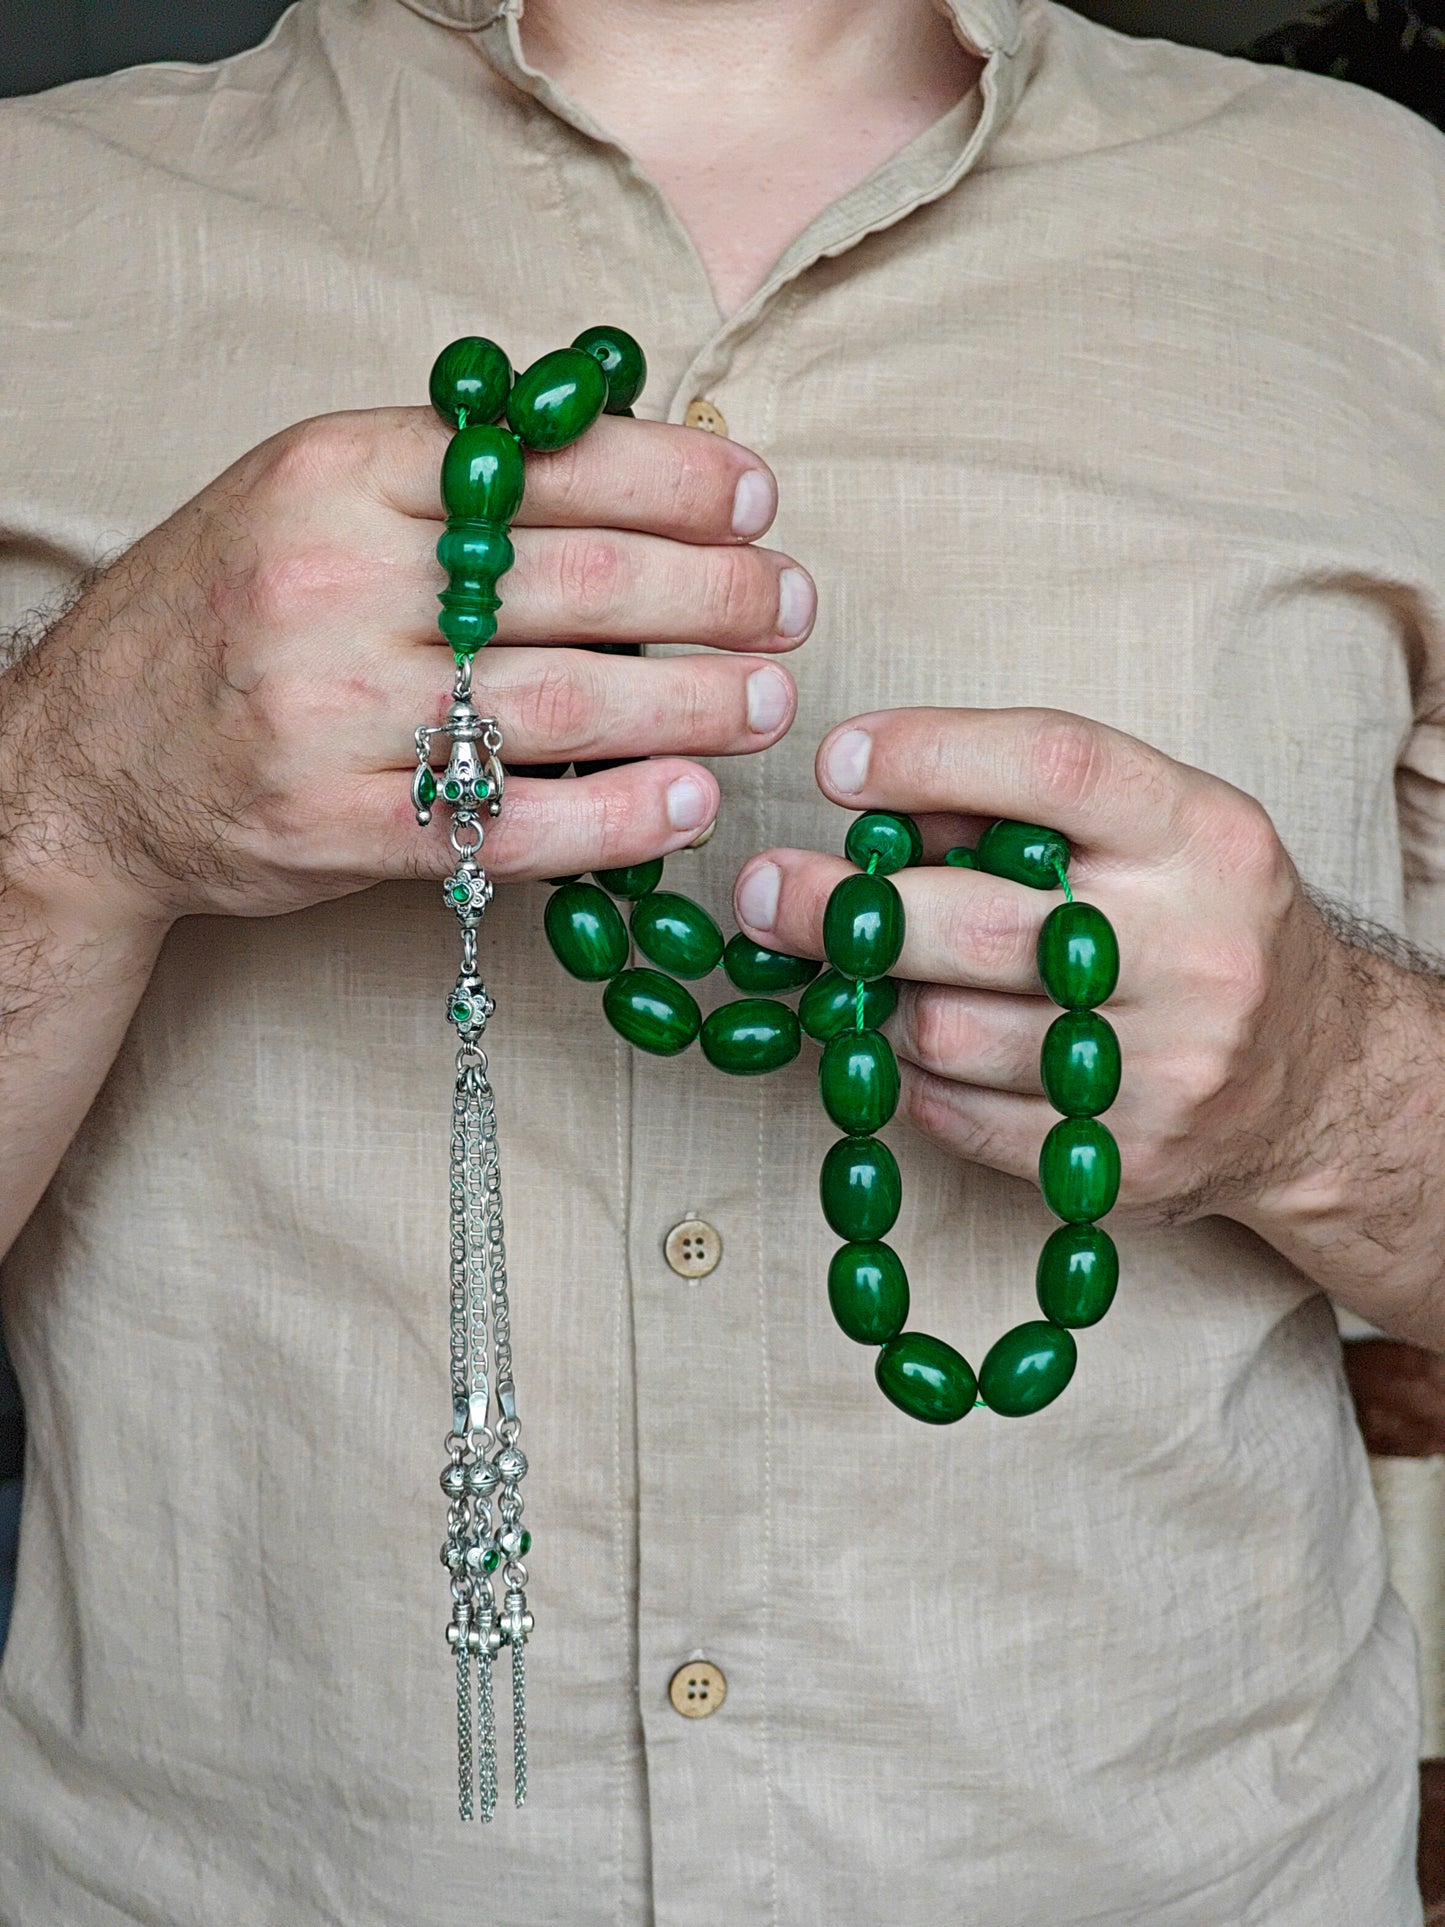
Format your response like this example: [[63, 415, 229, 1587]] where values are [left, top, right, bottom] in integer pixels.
[[418, 669, 530, 1821]]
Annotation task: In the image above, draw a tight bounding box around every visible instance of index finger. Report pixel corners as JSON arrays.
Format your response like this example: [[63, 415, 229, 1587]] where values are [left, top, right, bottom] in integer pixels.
[[814, 706, 1196, 859], [363, 406, 778, 545]]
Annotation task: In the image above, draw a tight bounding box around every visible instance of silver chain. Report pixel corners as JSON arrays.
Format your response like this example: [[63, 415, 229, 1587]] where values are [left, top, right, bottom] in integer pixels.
[[419, 681, 531, 1822]]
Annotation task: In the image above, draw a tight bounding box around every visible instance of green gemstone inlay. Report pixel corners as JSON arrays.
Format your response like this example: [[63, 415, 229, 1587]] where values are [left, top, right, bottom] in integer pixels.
[[844, 811, 922, 877], [602, 968, 701, 1056], [1035, 1223, 1119, 1328], [799, 970, 898, 1043], [827, 1240, 909, 1346], [700, 998, 801, 1076], [1040, 1009, 1121, 1118], [519, 1529, 532, 1556], [978, 1320, 1077, 1417], [1038, 901, 1119, 1011], [416, 768, 437, 807], [482, 1546, 500, 1572], [722, 935, 821, 995], [875, 1331, 977, 1425], [822, 872, 905, 981], [544, 882, 629, 982], [630, 890, 725, 979], [819, 1029, 900, 1134], [975, 820, 1071, 892], [1039, 1116, 1121, 1224], [819, 1134, 902, 1242]]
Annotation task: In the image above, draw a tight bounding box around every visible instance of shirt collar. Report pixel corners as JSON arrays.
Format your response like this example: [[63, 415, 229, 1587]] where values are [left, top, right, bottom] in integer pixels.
[[391, 0, 1022, 58]]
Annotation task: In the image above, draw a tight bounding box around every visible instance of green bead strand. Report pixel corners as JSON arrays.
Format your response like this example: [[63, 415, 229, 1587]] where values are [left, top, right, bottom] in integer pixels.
[[602, 968, 701, 1056], [822, 871, 904, 981], [631, 891, 725, 979], [1040, 1009, 1121, 1117], [875, 1332, 977, 1425], [827, 1241, 909, 1345], [1038, 900, 1119, 1010], [975, 820, 1072, 892], [722, 935, 821, 995], [1035, 1223, 1118, 1328], [844, 810, 922, 876], [571, 325, 647, 414], [507, 348, 609, 451], [799, 970, 898, 1042], [819, 1028, 900, 1134], [819, 1135, 902, 1241], [429, 335, 511, 428], [593, 859, 665, 900], [1039, 1116, 1121, 1224], [977, 1321, 1077, 1417], [700, 999, 801, 1076]]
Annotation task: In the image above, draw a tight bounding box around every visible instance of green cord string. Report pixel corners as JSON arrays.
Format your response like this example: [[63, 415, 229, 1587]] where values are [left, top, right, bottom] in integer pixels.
[[1054, 858, 1073, 903]]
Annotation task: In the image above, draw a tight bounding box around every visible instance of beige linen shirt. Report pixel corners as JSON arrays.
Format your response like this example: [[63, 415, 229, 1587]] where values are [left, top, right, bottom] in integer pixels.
[[2, 2, 1444, 1921]]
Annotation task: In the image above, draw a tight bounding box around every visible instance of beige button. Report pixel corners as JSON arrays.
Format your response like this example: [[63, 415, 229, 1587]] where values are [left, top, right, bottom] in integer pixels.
[[664, 1218, 722, 1279], [669, 1659, 727, 1719], [684, 397, 728, 437]]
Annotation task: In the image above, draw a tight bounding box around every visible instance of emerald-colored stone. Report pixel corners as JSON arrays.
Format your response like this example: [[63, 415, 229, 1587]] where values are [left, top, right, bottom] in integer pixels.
[[603, 968, 700, 1055], [450, 881, 470, 904], [875, 1331, 977, 1425], [798, 970, 897, 1042], [975, 820, 1071, 892], [827, 1241, 909, 1345], [440, 422, 525, 523], [544, 882, 628, 982], [506, 347, 609, 451], [482, 1546, 500, 1572], [722, 935, 820, 995], [1035, 1223, 1119, 1328], [443, 778, 462, 801], [416, 768, 437, 807], [822, 872, 904, 981], [819, 1135, 902, 1241], [571, 325, 647, 413], [1037, 901, 1119, 1010], [450, 999, 473, 1024], [1039, 1117, 1120, 1223], [594, 859, 664, 899], [519, 1529, 532, 1555], [1040, 1010, 1120, 1117], [844, 811, 922, 876], [819, 1029, 900, 1134], [429, 336, 512, 427], [630, 891, 724, 979], [700, 998, 801, 1075], [978, 1320, 1077, 1416]]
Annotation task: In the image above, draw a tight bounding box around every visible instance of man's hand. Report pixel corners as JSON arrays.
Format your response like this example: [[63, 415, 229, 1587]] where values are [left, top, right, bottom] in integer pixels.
[[733, 706, 1445, 1347], [3, 405, 810, 930]]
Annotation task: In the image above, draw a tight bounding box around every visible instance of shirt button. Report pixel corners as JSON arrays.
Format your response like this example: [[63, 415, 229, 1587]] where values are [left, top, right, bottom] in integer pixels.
[[684, 397, 729, 437], [664, 1218, 723, 1279], [669, 1659, 727, 1719]]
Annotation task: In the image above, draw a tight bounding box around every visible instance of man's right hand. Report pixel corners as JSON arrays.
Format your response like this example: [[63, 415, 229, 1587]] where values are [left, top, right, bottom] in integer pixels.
[[1, 405, 810, 933]]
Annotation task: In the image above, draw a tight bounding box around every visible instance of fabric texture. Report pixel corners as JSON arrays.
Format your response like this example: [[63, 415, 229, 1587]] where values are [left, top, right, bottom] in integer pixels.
[[0, 1, 1442, 1920]]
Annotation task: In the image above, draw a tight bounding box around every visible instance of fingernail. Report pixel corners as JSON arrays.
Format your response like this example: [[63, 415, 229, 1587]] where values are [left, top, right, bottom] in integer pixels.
[[666, 774, 712, 832], [737, 860, 780, 933], [776, 567, 815, 639], [746, 666, 791, 734], [825, 728, 872, 795], [732, 468, 775, 539]]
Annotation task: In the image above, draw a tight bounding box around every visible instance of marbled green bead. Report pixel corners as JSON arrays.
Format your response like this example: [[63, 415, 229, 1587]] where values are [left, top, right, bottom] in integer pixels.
[[1037, 901, 1119, 1011], [827, 1241, 909, 1345], [1039, 1117, 1121, 1223], [700, 998, 801, 1076], [1035, 1223, 1119, 1328], [630, 891, 724, 979], [798, 969, 898, 1042], [506, 348, 609, 451], [571, 325, 647, 413], [822, 872, 904, 981], [819, 1135, 902, 1241], [978, 1319, 1077, 1416], [943, 846, 977, 868], [875, 1331, 977, 1425], [819, 1029, 900, 1134], [544, 883, 628, 982], [429, 336, 512, 428], [1040, 1009, 1121, 1118], [440, 423, 525, 523], [722, 934, 821, 995], [976, 820, 1071, 891], [844, 811, 922, 876], [436, 520, 514, 584], [602, 968, 700, 1055], [593, 858, 664, 899]]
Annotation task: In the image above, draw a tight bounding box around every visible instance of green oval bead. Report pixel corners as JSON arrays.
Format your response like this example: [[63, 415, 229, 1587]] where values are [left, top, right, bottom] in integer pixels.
[[440, 423, 526, 524], [820, 1135, 902, 1241], [798, 969, 898, 1043], [571, 325, 647, 414], [506, 347, 609, 451], [822, 872, 904, 981], [875, 1331, 977, 1425], [844, 811, 922, 876], [1037, 901, 1119, 1011], [943, 846, 978, 868], [819, 1029, 900, 1134], [544, 882, 628, 982], [722, 935, 821, 995], [1039, 1116, 1121, 1223], [429, 336, 512, 428], [975, 820, 1071, 892], [1035, 1223, 1119, 1328], [593, 859, 664, 899], [602, 968, 700, 1056], [827, 1241, 909, 1346], [700, 998, 801, 1076], [978, 1319, 1077, 1416], [630, 891, 724, 979], [436, 519, 514, 584], [1040, 1009, 1121, 1118]]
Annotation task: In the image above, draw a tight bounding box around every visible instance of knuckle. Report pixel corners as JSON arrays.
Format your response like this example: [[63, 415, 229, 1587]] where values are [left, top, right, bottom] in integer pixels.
[[656, 442, 721, 529], [1211, 792, 1286, 890], [941, 883, 1030, 975], [905, 984, 965, 1069], [232, 542, 352, 632], [553, 534, 626, 625], [517, 655, 594, 748], [256, 415, 358, 501], [699, 547, 765, 635], [1026, 711, 1112, 812]]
